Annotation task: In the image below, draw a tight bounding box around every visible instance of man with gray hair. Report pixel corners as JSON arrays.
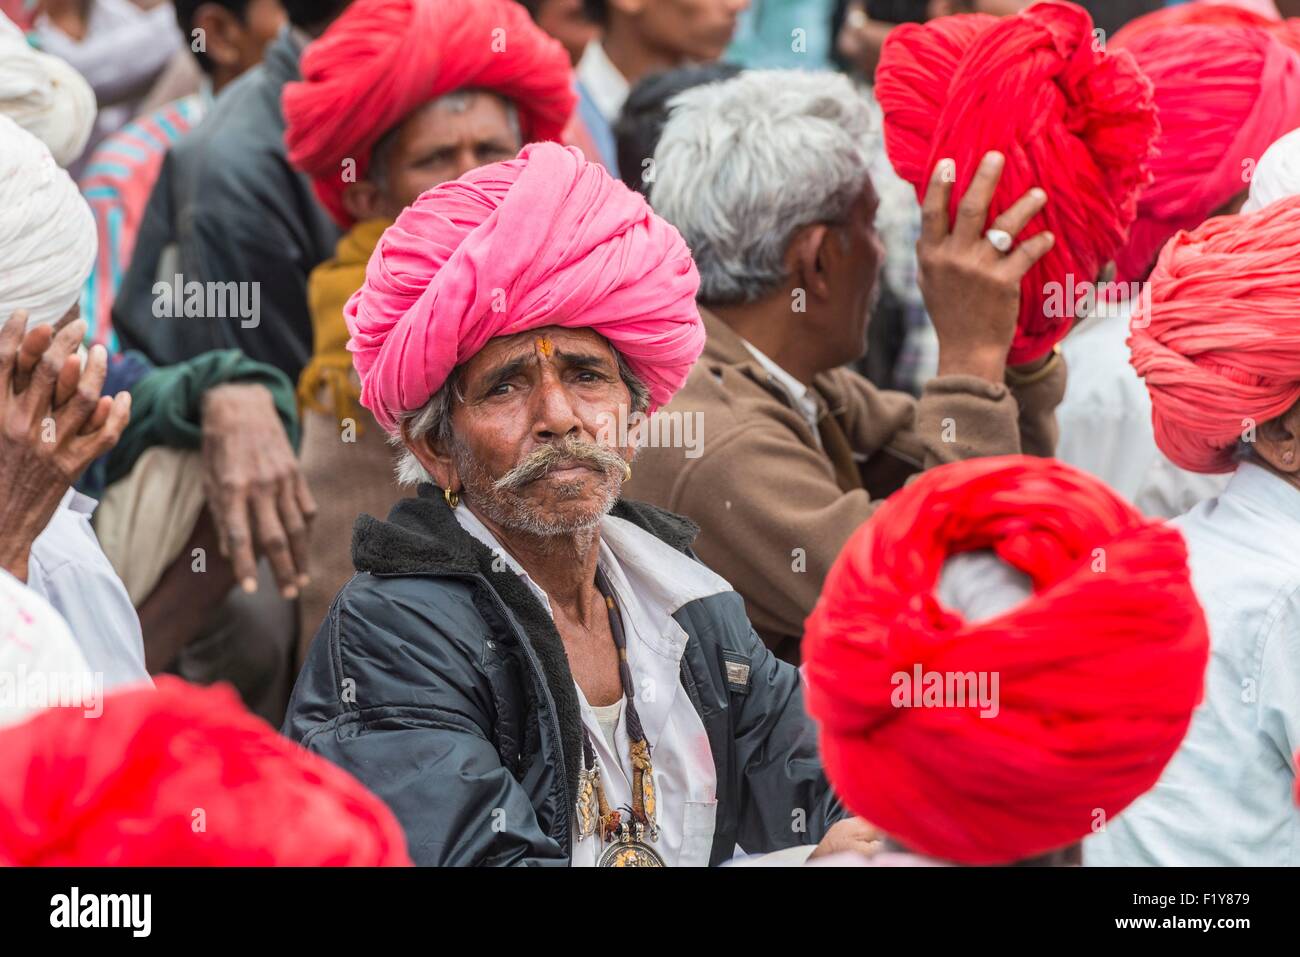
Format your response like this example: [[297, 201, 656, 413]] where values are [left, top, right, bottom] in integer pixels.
[[627, 70, 1065, 663]]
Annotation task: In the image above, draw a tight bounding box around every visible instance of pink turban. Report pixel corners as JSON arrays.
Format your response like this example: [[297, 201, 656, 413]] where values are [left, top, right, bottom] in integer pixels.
[[347, 142, 704, 432], [875, 1, 1158, 365], [283, 0, 576, 228], [1129, 194, 1300, 474], [1111, 23, 1300, 282]]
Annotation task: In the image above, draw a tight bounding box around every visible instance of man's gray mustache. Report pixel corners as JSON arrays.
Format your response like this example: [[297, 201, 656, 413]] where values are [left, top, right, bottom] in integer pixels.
[[493, 439, 627, 492]]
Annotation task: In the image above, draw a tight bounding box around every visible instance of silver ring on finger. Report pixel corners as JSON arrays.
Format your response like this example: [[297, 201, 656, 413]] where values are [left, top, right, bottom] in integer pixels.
[[985, 228, 1014, 254]]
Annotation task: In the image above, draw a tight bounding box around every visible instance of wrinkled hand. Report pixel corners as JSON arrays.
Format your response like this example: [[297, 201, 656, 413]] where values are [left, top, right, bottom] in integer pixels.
[[917, 150, 1055, 383], [807, 816, 884, 863], [0, 310, 131, 582], [201, 382, 316, 598]]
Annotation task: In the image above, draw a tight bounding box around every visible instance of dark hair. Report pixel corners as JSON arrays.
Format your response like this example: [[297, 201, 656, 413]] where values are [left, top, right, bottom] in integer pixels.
[[614, 63, 742, 196], [1074, 0, 1163, 36], [582, 0, 607, 26], [173, 0, 251, 76], [282, 0, 354, 31]]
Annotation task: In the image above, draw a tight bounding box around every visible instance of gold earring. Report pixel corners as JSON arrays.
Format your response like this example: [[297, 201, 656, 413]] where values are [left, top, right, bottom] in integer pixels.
[[623, 463, 632, 482], [444, 486, 460, 509]]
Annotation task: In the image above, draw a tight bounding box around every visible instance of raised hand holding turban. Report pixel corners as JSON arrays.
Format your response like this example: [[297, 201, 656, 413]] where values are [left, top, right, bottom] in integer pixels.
[[875, 0, 1158, 364]]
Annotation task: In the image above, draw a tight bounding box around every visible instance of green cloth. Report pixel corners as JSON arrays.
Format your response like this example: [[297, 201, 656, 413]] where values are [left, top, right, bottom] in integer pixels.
[[105, 350, 300, 488]]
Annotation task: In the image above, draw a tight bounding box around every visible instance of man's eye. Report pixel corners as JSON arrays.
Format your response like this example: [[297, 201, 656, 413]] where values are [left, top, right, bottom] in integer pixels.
[[487, 382, 514, 396]]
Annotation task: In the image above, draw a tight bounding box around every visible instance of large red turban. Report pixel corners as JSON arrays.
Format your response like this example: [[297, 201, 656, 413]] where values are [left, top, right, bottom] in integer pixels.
[[283, 0, 576, 227], [1129, 194, 1300, 474], [1110, 23, 1300, 282], [875, 1, 1158, 365], [0, 678, 411, 865], [803, 455, 1209, 866], [347, 142, 704, 433]]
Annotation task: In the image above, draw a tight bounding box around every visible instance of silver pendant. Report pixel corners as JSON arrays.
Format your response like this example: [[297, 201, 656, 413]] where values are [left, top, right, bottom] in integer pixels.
[[597, 838, 666, 867]]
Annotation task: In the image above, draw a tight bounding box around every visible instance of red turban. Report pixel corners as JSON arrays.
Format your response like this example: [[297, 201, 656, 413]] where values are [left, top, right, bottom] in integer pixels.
[[1129, 194, 1300, 474], [1111, 23, 1300, 282], [283, 0, 576, 227], [803, 455, 1209, 866], [347, 142, 704, 433], [875, 1, 1158, 365], [0, 678, 411, 866]]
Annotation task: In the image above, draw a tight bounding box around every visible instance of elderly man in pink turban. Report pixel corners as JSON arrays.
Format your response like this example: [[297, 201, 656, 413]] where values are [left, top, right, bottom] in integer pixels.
[[283, 142, 877, 867]]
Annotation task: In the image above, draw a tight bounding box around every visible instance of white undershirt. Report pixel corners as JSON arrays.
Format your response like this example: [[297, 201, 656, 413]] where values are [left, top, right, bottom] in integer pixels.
[[590, 697, 624, 758]]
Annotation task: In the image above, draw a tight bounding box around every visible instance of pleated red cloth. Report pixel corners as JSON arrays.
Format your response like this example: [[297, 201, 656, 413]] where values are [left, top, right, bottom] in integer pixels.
[[0, 678, 411, 865], [283, 0, 576, 227], [803, 455, 1209, 866], [1129, 194, 1300, 474], [1111, 22, 1300, 282], [875, 1, 1157, 365]]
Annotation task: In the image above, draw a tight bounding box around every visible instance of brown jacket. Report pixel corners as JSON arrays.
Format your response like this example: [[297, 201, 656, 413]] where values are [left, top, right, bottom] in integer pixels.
[[624, 310, 1067, 663]]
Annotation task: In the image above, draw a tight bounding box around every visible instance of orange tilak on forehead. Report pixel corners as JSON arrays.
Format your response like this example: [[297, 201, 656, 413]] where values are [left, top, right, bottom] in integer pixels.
[[534, 336, 555, 359]]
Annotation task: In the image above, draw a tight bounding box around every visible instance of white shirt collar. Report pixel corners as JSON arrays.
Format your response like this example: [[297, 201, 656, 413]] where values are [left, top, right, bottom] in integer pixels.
[[576, 41, 630, 124], [1222, 460, 1300, 525], [741, 339, 821, 435]]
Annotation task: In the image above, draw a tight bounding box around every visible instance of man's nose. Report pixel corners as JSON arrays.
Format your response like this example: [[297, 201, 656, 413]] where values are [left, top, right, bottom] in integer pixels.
[[531, 377, 583, 440], [451, 147, 480, 181]]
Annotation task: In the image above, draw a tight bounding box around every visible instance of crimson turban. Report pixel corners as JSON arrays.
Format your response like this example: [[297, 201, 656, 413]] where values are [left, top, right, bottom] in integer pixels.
[[875, 1, 1158, 365], [0, 678, 411, 865], [347, 142, 704, 433], [1110, 23, 1300, 282], [283, 0, 576, 227], [1129, 194, 1300, 474], [803, 455, 1209, 866]]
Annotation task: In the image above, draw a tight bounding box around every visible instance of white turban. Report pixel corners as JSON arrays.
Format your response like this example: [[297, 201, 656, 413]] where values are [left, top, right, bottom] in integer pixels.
[[0, 568, 93, 730], [0, 12, 96, 168], [0, 114, 96, 328], [1243, 128, 1300, 213]]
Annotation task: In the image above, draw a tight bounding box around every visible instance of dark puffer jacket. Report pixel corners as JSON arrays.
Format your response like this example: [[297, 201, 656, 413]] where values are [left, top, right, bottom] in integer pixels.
[[283, 486, 840, 865]]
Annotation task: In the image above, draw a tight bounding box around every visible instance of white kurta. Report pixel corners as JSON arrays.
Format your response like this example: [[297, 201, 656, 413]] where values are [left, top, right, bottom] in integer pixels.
[[1056, 300, 1227, 518], [1086, 463, 1300, 866], [454, 508, 727, 866]]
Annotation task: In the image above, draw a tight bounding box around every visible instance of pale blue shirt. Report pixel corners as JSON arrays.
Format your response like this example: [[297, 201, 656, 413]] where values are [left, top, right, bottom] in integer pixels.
[[1086, 462, 1300, 866], [27, 490, 150, 690]]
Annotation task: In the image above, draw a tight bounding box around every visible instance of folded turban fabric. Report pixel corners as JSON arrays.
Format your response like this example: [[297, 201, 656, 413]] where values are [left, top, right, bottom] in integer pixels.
[[0, 677, 412, 865], [347, 142, 704, 433], [1111, 23, 1300, 282], [1242, 127, 1300, 212], [803, 455, 1209, 866], [1129, 195, 1300, 474], [0, 11, 95, 167], [874, 1, 1158, 365], [283, 0, 576, 228], [0, 114, 96, 327]]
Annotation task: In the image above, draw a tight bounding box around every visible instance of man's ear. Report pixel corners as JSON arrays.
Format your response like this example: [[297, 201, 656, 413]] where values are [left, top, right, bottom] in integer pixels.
[[341, 180, 387, 224], [192, 4, 242, 70], [400, 420, 460, 491], [1255, 404, 1300, 475], [787, 223, 833, 305]]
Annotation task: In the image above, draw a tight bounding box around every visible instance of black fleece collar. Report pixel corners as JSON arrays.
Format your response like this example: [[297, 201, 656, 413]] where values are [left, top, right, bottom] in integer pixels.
[[348, 485, 700, 835]]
